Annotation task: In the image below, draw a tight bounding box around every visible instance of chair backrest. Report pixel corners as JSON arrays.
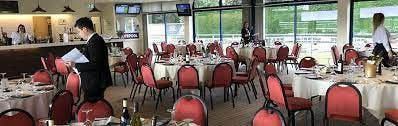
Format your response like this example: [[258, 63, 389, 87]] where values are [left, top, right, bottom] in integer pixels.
[[126, 53, 138, 72], [276, 46, 289, 61], [167, 44, 176, 54], [248, 58, 259, 81], [298, 57, 317, 68], [266, 74, 288, 108], [207, 43, 216, 53], [211, 63, 233, 87], [173, 95, 208, 126], [331, 45, 340, 65], [225, 46, 240, 70], [55, 58, 69, 75], [178, 65, 199, 89], [66, 72, 80, 103], [215, 45, 224, 56], [343, 44, 354, 52], [274, 41, 282, 45], [252, 47, 266, 62], [141, 65, 157, 88], [47, 53, 57, 73], [49, 90, 74, 125], [325, 82, 362, 122], [41, 57, 49, 70], [187, 44, 197, 56], [291, 43, 301, 57], [145, 48, 153, 65], [77, 99, 114, 122], [344, 49, 359, 65], [33, 69, 52, 84], [122, 47, 133, 56], [264, 63, 277, 74], [161, 42, 168, 52], [0, 108, 34, 126], [152, 43, 160, 54], [253, 107, 286, 126], [137, 55, 147, 70]]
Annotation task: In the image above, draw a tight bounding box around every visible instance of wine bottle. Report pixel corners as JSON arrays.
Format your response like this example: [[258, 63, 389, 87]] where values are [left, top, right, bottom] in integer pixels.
[[132, 102, 142, 126], [120, 98, 131, 126], [337, 54, 344, 74], [185, 52, 190, 63]]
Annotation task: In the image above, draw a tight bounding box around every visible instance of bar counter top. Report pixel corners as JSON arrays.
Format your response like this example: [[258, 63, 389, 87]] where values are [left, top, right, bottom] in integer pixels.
[[0, 39, 135, 50]]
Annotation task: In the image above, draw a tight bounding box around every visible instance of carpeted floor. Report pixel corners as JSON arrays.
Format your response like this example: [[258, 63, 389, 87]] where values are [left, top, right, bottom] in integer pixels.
[[101, 67, 382, 126]]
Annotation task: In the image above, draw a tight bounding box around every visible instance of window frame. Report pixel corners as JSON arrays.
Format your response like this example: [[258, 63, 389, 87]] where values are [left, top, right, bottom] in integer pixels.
[[147, 12, 184, 43]]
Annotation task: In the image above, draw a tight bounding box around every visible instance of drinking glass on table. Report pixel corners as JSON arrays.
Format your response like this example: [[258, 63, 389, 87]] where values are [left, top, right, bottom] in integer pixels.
[[82, 109, 93, 126], [21, 73, 27, 83]]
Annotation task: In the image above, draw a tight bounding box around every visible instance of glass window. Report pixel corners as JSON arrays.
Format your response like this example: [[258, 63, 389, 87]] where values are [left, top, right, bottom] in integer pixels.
[[222, 0, 242, 6], [221, 9, 242, 43], [147, 14, 165, 50], [296, 4, 337, 64], [264, 6, 295, 45], [353, 0, 398, 48], [264, 0, 293, 3], [195, 11, 221, 42], [195, 0, 220, 8], [166, 13, 185, 44]]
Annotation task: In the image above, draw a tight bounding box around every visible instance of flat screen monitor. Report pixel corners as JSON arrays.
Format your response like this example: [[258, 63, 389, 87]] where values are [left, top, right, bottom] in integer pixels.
[[128, 4, 141, 14], [176, 4, 191, 16], [115, 4, 128, 14]]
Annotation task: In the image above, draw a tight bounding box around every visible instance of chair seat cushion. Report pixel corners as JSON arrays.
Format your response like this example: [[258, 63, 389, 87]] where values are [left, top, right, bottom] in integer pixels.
[[156, 80, 173, 89], [286, 97, 312, 110], [385, 109, 398, 121], [283, 84, 292, 90], [114, 65, 128, 73], [232, 76, 249, 84]]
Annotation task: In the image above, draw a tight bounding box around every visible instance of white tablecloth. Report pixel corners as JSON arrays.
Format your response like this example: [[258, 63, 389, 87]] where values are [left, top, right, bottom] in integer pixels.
[[292, 69, 398, 119], [0, 84, 56, 119], [153, 59, 235, 85], [234, 46, 278, 60]]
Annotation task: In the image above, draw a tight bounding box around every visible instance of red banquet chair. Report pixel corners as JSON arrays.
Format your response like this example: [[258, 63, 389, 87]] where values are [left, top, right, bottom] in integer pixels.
[[266, 74, 314, 126], [37, 90, 74, 126], [269, 45, 289, 74], [128, 63, 144, 101], [0, 108, 35, 126], [112, 62, 129, 87], [47, 53, 58, 74], [122, 47, 133, 56], [331, 45, 340, 65], [55, 58, 70, 86], [298, 57, 317, 69], [125, 53, 144, 100], [161, 42, 168, 52], [205, 63, 235, 109], [382, 109, 398, 126], [232, 57, 260, 104], [141, 65, 175, 109], [252, 47, 267, 63], [177, 65, 201, 97], [344, 49, 359, 65], [207, 43, 217, 54], [226, 46, 246, 71], [261, 63, 294, 97], [287, 42, 302, 69], [66, 72, 81, 105], [172, 95, 208, 126], [187, 44, 202, 56], [77, 99, 114, 122], [343, 44, 354, 52], [324, 82, 363, 126], [32, 69, 53, 85], [167, 44, 176, 55], [153, 43, 169, 60], [252, 106, 286, 126]]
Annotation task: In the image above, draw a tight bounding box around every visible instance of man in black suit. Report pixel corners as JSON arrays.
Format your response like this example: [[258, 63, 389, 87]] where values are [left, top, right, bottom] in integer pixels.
[[72, 17, 112, 102]]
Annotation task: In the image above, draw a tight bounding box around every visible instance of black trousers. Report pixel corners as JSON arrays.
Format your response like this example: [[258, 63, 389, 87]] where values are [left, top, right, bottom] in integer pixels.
[[83, 87, 106, 103], [373, 43, 391, 67]]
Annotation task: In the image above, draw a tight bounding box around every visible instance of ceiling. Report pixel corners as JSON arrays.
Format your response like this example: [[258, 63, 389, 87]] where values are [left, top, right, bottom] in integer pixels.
[[95, 0, 178, 3]]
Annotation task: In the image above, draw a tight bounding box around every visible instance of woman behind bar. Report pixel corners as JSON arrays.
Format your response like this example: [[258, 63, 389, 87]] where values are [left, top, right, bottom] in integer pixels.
[[372, 13, 394, 67], [10, 24, 33, 45], [241, 21, 250, 46]]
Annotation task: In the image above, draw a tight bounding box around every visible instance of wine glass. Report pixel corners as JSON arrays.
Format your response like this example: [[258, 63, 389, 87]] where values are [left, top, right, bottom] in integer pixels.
[[82, 109, 93, 126], [21, 73, 27, 83]]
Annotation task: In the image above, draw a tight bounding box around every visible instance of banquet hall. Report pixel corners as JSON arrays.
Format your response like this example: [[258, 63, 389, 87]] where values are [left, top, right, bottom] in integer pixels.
[[0, 0, 397, 126]]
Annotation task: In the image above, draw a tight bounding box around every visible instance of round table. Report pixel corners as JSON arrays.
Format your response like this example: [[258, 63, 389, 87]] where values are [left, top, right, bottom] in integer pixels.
[[234, 46, 278, 60], [0, 82, 56, 119], [292, 68, 398, 120], [153, 58, 235, 85]]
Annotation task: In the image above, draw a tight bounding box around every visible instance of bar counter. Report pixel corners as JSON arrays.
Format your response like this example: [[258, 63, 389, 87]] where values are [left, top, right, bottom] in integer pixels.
[[0, 39, 141, 77]]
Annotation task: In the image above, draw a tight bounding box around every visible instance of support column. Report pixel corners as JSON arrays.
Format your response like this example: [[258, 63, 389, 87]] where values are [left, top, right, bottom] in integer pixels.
[[336, 0, 351, 53], [184, 16, 194, 43]]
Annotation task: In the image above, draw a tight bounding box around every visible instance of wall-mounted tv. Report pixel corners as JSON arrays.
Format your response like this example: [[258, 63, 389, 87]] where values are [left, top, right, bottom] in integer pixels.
[[176, 4, 192, 16], [115, 4, 141, 14]]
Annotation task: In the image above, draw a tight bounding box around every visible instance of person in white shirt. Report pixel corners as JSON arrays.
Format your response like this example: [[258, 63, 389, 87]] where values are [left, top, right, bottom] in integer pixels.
[[372, 13, 395, 67], [10, 24, 33, 45]]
